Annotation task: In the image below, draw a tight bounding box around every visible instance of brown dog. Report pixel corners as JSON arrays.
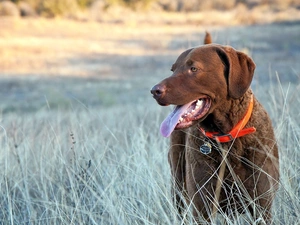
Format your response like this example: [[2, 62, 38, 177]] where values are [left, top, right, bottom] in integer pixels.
[[151, 35, 279, 223]]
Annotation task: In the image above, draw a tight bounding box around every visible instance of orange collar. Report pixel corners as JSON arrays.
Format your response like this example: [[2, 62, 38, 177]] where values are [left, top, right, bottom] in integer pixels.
[[199, 94, 256, 143]]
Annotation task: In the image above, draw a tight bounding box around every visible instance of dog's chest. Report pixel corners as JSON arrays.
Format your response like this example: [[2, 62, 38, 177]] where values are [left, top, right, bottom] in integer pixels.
[[185, 127, 244, 170], [185, 128, 221, 162]]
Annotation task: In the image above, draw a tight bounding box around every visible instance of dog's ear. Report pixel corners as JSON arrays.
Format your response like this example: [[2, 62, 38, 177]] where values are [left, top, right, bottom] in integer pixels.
[[204, 31, 212, 45], [219, 46, 256, 99]]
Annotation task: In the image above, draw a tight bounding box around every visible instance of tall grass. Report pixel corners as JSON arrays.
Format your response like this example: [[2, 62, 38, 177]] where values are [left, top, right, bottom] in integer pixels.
[[0, 103, 175, 224], [0, 80, 299, 224]]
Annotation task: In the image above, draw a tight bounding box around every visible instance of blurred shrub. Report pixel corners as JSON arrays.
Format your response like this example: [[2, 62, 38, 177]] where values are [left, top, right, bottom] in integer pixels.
[[77, 0, 94, 9], [9, 0, 94, 17], [18, 1, 36, 16], [0, 0, 20, 16], [105, 0, 155, 10], [37, 0, 79, 17], [160, 0, 300, 11], [1, 0, 299, 18], [158, 0, 178, 11], [178, 0, 236, 11]]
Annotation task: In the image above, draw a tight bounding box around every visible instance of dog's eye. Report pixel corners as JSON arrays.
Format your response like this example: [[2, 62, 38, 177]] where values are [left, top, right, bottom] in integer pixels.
[[191, 67, 198, 72]]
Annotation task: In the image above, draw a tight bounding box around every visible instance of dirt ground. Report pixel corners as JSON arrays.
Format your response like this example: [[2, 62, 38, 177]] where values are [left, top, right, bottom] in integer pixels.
[[0, 17, 299, 113]]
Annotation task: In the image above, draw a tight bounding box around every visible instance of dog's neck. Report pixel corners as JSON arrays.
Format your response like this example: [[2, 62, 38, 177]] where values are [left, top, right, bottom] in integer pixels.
[[199, 89, 254, 134]]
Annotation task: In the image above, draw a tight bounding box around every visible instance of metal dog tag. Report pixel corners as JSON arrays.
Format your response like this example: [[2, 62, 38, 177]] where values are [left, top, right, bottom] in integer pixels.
[[200, 142, 212, 155]]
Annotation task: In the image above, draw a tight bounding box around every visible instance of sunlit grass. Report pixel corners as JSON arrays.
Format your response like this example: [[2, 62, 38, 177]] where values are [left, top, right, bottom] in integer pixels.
[[0, 80, 299, 224]]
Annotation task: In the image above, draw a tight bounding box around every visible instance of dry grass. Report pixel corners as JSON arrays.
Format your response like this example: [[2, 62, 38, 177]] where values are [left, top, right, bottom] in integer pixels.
[[0, 80, 299, 224], [1, 5, 300, 75], [0, 17, 192, 76], [0, 12, 299, 224]]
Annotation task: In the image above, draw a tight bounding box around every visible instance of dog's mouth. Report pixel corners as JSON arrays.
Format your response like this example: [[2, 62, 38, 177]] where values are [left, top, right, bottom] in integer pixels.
[[160, 97, 211, 137]]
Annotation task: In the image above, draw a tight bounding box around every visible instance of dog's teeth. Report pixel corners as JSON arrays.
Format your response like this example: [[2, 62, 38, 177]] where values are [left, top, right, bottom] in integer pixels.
[[195, 100, 203, 109], [191, 110, 195, 113], [196, 100, 203, 106]]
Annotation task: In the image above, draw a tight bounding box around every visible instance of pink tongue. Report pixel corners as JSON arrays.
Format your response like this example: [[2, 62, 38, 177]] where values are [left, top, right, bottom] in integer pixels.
[[160, 102, 192, 137]]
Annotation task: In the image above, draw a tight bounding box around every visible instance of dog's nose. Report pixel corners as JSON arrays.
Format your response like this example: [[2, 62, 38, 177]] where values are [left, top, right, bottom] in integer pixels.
[[151, 84, 166, 99]]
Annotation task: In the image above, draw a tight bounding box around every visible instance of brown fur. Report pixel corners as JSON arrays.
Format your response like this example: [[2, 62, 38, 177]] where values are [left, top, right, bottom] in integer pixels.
[[151, 35, 279, 224]]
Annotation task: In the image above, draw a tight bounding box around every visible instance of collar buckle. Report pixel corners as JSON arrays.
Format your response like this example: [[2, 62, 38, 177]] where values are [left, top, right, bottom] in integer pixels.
[[213, 133, 233, 142]]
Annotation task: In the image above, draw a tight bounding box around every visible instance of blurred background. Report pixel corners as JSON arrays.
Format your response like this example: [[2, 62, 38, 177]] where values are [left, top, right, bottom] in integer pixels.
[[1, 0, 300, 19], [0, 0, 299, 113]]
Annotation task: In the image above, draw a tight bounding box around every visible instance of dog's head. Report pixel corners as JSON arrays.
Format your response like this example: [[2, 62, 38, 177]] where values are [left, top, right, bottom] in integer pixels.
[[151, 44, 256, 137]]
